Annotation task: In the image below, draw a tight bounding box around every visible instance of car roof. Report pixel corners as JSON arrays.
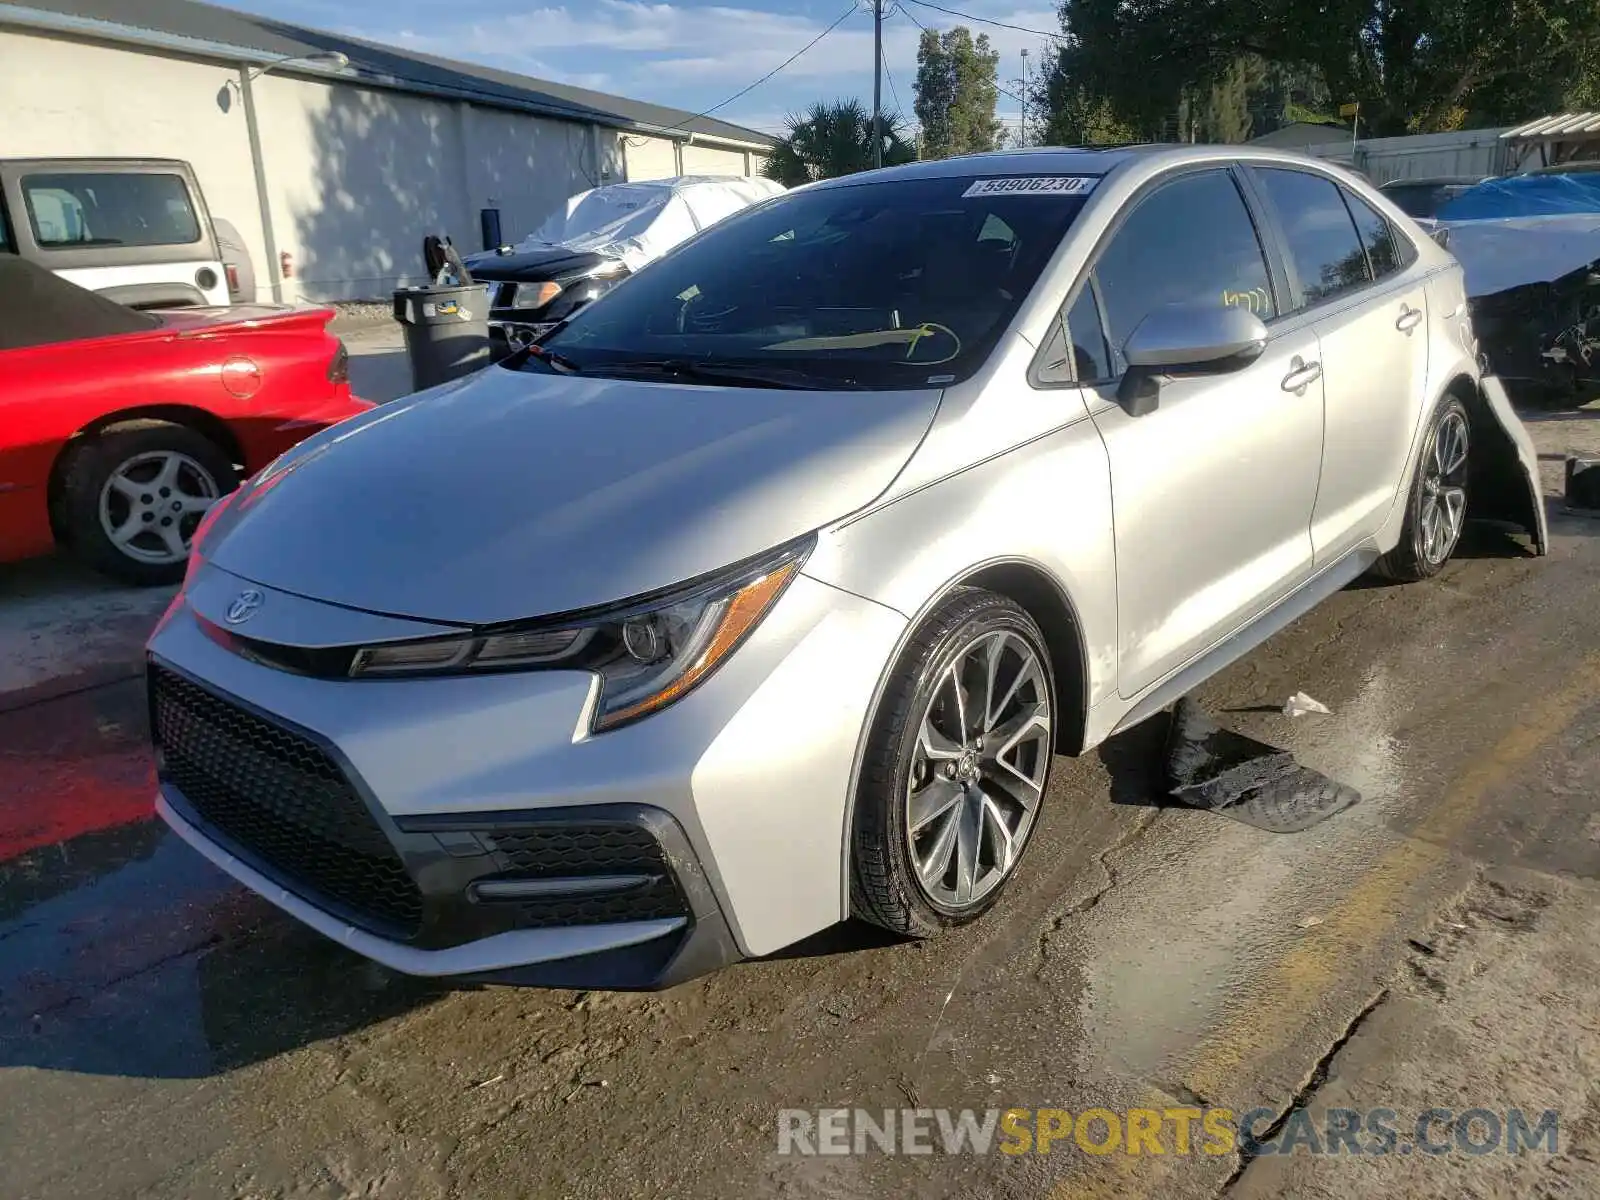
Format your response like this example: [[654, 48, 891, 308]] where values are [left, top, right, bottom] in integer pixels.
[[803, 146, 1149, 190], [803, 144, 1376, 191], [1381, 176, 1481, 187]]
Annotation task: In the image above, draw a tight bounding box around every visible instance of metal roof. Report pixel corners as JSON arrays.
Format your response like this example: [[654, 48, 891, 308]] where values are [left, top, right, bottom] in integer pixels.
[[1502, 112, 1600, 141], [0, 0, 776, 150]]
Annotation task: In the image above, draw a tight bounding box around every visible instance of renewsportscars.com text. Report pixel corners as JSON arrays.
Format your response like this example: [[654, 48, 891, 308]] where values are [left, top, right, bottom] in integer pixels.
[[777, 1106, 1560, 1157]]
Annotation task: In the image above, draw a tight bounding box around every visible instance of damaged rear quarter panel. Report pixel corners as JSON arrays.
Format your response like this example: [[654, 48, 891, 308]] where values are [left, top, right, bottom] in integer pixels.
[[1409, 271, 1548, 556], [1473, 375, 1550, 555]]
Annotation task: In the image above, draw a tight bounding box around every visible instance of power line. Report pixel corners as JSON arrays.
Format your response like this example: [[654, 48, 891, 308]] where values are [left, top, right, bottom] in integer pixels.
[[881, 42, 904, 116], [897, 2, 1030, 108], [896, 0, 1030, 104], [629, 1, 861, 142], [900, 0, 1064, 40]]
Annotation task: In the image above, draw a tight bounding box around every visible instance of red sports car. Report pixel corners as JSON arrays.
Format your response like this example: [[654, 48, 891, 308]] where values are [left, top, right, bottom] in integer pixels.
[[0, 256, 372, 584]]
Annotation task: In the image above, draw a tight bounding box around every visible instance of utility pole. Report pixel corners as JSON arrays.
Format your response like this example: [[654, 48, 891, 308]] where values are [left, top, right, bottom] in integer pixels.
[[872, 0, 883, 168], [1020, 48, 1029, 148]]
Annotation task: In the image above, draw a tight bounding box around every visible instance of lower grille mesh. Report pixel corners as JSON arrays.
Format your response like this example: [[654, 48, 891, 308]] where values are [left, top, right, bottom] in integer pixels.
[[488, 826, 688, 927], [151, 665, 424, 936]]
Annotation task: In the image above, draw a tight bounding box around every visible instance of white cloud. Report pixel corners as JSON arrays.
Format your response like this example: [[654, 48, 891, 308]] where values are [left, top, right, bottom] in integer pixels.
[[240, 0, 1064, 133]]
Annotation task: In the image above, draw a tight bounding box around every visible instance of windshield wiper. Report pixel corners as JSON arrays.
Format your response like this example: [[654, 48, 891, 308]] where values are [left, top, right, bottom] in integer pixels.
[[509, 342, 583, 374], [590, 359, 863, 390]]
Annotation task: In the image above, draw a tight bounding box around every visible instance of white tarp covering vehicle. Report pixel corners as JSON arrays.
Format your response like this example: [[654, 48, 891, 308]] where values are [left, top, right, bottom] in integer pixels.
[[519, 176, 787, 271], [465, 176, 787, 352]]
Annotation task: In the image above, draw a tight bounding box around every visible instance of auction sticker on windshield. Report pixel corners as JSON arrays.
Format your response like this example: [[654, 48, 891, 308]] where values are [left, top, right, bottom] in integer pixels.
[[961, 176, 1097, 198]]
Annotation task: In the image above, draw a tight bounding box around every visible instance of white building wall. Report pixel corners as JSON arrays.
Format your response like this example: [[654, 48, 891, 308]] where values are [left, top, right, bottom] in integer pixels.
[[0, 28, 767, 300], [462, 107, 621, 244], [253, 73, 479, 300], [624, 134, 680, 181], [681, 142, 749, 176], [0, 30, 267, 296]]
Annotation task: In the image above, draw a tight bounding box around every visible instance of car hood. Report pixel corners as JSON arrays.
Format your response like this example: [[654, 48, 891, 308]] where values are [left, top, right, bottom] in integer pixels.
[[465, 245, 614, 281], [208, 366, 940, 625]]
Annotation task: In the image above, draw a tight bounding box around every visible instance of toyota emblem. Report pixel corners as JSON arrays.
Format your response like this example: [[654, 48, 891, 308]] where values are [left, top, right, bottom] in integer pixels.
[[225, 588, 264, 625]]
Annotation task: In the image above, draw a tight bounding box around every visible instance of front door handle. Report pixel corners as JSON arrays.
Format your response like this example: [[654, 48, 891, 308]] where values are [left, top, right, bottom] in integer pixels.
[[1396, 305, 1424, 333], [1281, 356, 1323, 394]]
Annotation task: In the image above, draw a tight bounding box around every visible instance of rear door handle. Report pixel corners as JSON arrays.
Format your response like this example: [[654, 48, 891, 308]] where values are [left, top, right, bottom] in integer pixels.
[[1396, 305, 1424, 333], [1281, 357, 1323, 394]]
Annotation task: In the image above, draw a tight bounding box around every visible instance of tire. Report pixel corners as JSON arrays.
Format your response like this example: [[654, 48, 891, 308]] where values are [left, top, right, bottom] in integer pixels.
[[850, 587, 1057, 938], [57, 421, 239, 586], [1374, 395, 1471, 583]]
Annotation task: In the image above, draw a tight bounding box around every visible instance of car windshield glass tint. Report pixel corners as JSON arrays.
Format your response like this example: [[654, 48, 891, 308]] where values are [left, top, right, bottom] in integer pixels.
[[23, 172, 201, 249], [540, 176, 1092, 388]]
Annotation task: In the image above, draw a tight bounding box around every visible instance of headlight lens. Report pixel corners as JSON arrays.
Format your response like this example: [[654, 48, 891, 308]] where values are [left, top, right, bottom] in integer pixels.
[[512, 281, 563, 309], [347, 541, 809, 731]]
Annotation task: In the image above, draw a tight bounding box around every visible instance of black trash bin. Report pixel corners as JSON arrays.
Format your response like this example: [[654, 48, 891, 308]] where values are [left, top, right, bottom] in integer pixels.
[[392, 284, 490, 392]]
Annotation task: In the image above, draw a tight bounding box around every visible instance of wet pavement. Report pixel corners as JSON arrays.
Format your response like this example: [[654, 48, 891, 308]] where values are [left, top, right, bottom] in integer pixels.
[[4, 414, 1600, 1198]]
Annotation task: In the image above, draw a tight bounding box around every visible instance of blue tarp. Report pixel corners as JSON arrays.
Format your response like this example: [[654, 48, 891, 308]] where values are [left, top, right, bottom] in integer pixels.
[[1437, 172, 1600, 220]]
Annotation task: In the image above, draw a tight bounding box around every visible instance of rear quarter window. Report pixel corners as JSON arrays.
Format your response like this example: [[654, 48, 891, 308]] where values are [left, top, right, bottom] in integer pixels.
[[1343, 190, 1401, 279], [22, 172, 201, 249]]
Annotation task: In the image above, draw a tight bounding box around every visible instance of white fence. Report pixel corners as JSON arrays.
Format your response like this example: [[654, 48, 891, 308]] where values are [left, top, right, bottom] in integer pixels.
[[1302, 127, 1511, 183]]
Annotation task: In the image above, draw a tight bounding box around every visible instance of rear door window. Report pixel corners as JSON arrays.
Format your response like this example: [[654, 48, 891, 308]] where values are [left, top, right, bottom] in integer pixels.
[[1256, 168, 1372, 307], [1092, 169, 1276, 368], [1343, 190, 1401, 280], [22, 172, 201, 249]]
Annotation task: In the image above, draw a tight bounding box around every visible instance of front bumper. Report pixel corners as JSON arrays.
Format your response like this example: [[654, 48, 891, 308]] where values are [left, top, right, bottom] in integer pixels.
[[147, 564, 907, 986], [156, 786, 737, 989]]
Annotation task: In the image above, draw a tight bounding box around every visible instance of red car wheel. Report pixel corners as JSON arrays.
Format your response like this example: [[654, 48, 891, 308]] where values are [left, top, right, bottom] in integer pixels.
[[58, 421, 240, 586]]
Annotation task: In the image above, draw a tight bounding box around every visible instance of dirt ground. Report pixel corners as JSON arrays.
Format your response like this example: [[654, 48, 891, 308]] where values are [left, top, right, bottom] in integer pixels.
[[3, 401, 1600, 1199]]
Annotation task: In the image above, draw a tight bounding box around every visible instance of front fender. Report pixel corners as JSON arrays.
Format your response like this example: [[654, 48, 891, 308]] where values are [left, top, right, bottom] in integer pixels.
[[1469, 376, 1549, 555]]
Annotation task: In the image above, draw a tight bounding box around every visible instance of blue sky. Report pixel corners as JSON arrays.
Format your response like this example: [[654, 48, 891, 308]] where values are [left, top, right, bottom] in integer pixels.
[[218, 0, 1062, 137]]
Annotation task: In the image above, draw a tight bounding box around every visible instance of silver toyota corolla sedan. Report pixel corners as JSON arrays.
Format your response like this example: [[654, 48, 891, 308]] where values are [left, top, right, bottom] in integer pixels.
[[148, 147, 1547, 988]]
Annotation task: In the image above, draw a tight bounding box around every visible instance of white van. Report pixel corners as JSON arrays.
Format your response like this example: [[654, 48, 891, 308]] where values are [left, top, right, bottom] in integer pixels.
[[0, 157, 231, 308]]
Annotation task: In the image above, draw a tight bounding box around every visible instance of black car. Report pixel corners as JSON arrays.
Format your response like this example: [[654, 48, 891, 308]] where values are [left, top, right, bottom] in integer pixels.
[[465, 243, 630, 357]]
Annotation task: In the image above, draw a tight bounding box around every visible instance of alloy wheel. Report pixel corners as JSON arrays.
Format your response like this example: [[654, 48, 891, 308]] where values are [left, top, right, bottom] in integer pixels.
[[905, 629, 1051, 909], [1420, 409, 1469, 566], [98, 451, 220, 565]]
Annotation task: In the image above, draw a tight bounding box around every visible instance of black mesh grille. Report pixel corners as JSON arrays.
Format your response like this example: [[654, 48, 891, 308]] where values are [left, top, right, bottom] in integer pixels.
[[150, 665, 424, 936], [485, 826, 687, 927]]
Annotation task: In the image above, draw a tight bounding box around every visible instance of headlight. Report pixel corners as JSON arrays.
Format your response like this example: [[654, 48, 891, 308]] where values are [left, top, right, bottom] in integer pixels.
[[348, 540, 811, 731], [512, 281, 563, 309]]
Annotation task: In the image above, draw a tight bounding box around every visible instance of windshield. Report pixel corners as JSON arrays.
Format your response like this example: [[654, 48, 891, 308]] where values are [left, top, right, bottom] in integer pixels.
[[538, 175, 1093, 389]]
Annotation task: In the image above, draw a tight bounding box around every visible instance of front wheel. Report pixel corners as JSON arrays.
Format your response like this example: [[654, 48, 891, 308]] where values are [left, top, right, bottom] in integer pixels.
[[1374, 396, 1470, 583], [850, 588, 1056, 938], [57, 421, 239, 586]]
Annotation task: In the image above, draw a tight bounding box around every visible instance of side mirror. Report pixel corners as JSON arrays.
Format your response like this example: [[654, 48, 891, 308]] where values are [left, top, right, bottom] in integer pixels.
[[1116, 304, 1270, 416], [1429, 225, 1451, 250]]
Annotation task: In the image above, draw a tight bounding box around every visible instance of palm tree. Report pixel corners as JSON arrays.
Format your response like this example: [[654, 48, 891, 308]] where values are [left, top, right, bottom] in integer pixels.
[[763, 99, 917, 186]]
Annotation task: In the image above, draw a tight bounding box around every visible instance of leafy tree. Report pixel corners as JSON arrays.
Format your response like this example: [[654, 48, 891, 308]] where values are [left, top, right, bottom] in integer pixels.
[[762, 100, 916, 186], [1035, 71, 1137, 146], [1042, 0, 1600, 139], [914, 27, 1005, 158]]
